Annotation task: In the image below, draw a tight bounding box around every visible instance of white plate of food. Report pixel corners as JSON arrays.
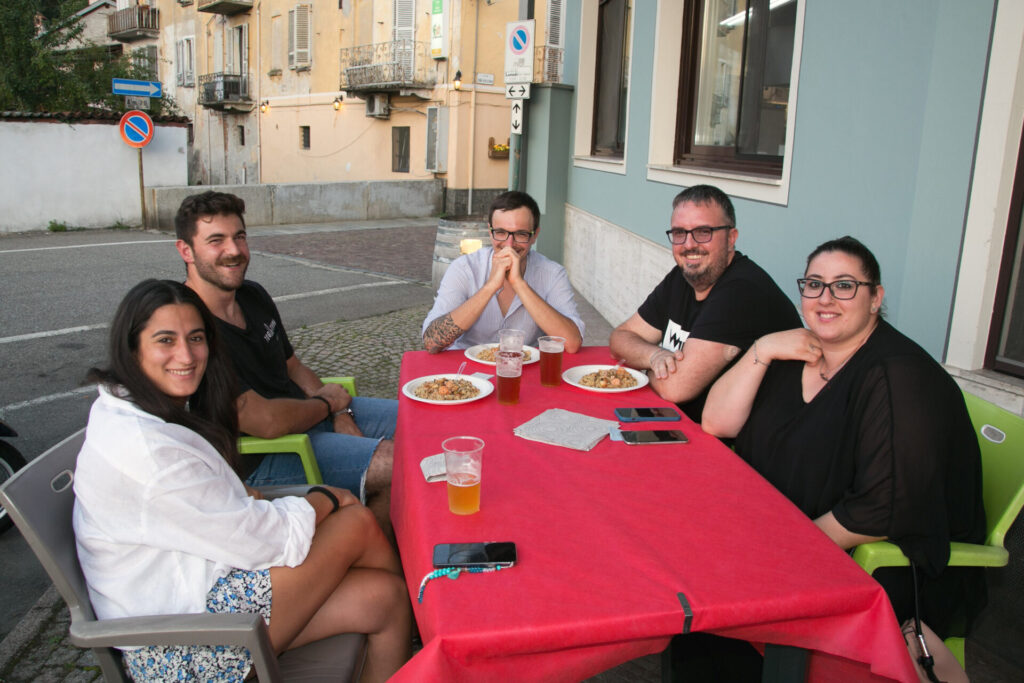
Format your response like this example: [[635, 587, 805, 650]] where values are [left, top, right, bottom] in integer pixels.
[[402, 373, 495, 405], [464, 343, 540, 366], [562, 365, 649, 393]]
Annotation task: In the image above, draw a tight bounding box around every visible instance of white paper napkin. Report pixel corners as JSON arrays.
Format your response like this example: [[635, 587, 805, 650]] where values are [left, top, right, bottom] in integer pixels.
[[513, 408, 619, 451]]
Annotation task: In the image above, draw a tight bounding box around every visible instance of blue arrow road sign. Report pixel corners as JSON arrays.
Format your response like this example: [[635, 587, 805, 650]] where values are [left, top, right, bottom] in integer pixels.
[[112, 78, 162, 98]]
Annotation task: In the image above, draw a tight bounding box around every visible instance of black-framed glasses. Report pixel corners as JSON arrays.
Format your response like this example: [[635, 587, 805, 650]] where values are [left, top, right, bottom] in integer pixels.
[[797, 278, 874, 300], [665, 225, 732, 245], [490, 228, 535, 244]]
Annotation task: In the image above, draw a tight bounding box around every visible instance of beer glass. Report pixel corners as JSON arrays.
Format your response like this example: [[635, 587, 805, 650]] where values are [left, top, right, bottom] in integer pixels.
[[443, 436, 484, 515], [496, 328, 525, 405], [538, 336, 565, 386]]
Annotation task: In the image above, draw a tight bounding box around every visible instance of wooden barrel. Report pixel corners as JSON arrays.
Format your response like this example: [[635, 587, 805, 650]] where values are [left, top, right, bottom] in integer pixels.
[[431, 216, 490, 290]]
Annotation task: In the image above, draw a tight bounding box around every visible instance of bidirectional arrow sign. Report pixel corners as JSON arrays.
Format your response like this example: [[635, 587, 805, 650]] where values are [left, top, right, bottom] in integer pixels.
[[505, 83, 530, 100], [510, 101, 523, 135], [119, 110, 154, 148], [112, 78, 162, 98]]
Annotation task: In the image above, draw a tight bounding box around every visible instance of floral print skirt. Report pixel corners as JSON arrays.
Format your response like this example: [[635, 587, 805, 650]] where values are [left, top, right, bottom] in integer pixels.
[[122, 568, 272, 682]]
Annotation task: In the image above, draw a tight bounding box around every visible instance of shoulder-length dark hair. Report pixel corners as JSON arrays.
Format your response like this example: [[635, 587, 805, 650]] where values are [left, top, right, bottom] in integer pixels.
[[88, 279, 240, 469]]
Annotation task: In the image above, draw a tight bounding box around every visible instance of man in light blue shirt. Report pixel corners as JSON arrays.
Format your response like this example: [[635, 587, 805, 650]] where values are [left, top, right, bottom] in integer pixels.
[[422, 191, 585, 353]]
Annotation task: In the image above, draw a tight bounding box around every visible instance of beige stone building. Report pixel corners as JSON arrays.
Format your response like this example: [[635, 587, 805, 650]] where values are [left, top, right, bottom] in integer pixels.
[[103, 1, 565, 213]]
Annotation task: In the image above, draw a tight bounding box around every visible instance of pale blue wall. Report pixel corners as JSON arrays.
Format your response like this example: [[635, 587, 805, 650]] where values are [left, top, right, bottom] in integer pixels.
[[559, 0, 995, 359]]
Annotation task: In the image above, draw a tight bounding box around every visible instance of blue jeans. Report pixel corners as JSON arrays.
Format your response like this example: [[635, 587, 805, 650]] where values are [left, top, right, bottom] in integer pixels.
[[244, 397, 397, 500]]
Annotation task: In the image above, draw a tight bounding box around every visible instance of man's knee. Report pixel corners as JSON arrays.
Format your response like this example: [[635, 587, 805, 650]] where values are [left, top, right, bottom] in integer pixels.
[[366, 440, 394, 486]]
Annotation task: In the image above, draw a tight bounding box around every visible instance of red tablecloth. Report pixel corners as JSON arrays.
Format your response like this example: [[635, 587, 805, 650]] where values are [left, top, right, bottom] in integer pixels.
[[390, 347, 917, 682]]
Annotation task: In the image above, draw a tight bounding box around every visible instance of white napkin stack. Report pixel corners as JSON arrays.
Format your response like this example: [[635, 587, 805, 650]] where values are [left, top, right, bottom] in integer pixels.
[[513, 408, 619, 451]]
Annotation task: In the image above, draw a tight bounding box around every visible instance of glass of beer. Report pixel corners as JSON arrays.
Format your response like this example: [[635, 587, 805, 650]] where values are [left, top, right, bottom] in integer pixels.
[[538, 336, 565, 386], [496, 328, 525, 405], [443, 436, 483, 515]]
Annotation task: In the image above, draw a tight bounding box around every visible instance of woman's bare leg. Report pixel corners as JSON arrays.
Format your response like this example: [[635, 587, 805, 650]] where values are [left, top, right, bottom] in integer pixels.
[[268, 503, 406, 653], [286, 567, 412, 682]]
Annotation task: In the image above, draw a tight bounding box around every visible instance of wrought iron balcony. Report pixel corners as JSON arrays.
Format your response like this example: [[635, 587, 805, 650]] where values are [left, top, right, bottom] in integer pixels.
[[197, 0, 253, 15], [198, 73, 251, 111], [339, 40, 437, 92], [107, 6, 159, 42]]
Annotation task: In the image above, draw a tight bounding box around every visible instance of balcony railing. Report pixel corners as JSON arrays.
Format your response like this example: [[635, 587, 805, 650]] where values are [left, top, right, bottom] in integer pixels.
[[197, 0, 253, 15], [198, 72, 251, 110], [339, 40, 437, 92], [107, 6, 159, 42]]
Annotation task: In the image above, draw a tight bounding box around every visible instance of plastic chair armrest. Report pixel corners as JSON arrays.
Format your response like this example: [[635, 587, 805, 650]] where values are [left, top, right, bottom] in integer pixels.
[[851, 541, 909, 575], [69, 613, 281, 681], [238, 433, 323, 485], [947, 542, 1009, 568], [258, 484, 312, 499], [321, 376, 357, 396]]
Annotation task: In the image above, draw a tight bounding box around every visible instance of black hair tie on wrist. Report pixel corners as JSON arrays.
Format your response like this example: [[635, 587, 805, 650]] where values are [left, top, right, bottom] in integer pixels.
[[310, 395, 332, 421], [307, 486, 340, 514]]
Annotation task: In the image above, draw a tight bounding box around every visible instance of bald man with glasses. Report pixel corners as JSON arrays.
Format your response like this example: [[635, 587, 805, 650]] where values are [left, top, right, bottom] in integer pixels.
[[610, 184, 799, 422], [422, 191, 585, 353]]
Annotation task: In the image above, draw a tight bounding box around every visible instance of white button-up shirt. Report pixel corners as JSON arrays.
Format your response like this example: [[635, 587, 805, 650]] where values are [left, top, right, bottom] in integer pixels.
[[73, 386, 315, 621], [422, 247, 585, 349]]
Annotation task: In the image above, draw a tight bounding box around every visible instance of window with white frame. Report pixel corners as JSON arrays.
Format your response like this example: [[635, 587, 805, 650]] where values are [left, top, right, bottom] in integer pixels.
[[176, 37, 195, 87], [675, 0, 797, 177], [642, 0, 804, 205], [572, 0, 633, 173], [289, 4, 312, 70]]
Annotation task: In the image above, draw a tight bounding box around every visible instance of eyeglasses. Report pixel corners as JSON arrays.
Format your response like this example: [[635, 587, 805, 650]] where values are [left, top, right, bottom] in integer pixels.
[[797, 278, 874, 300], [665, 225, 732, 245], [490, 228, 535, 244]]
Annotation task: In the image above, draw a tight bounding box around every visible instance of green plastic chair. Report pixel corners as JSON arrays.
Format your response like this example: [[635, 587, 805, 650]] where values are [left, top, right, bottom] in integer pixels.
[[237, 377, 357, 486], [852, 391, 1024, 668]]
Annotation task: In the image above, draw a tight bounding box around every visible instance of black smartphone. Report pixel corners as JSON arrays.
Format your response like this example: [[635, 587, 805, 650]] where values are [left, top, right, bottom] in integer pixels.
[[432, 542, 518, 569], [621, 429, 689, 445], [614, 407, 681, 422]]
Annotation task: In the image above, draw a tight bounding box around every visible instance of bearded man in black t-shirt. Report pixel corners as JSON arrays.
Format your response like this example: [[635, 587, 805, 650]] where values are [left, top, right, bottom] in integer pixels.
[[609, 185, 800, 422]]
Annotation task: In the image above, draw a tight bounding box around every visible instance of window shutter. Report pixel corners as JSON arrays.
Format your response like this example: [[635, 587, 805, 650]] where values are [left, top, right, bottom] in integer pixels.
[[393, 0, 415, 78], [176, 40, 184, 85], [290, 4, 311, 70], [545, 0, 564, 82], [185, 37, 194, 86]]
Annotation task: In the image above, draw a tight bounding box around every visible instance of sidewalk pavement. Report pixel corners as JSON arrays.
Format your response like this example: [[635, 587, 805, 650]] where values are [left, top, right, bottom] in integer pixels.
[[0, 221, 667, 681]]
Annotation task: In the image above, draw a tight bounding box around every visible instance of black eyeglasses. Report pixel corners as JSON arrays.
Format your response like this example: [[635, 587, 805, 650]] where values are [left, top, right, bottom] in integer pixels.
[[797, 278, 874, 300], [490, 228, 535, 244], [665, 225, 732, 245]]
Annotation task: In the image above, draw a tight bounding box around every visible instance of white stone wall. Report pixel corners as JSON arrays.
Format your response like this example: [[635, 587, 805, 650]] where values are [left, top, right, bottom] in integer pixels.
[[0, 119, 188, 232], [564, 204, 676, 328]]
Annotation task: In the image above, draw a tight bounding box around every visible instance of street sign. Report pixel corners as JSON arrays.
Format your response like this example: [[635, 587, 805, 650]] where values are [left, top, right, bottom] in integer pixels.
[[505, 83, 530, 99], [504, 20, 535, 84], [112, 78, 162, 98], [119, 110, 154, 148], [125, 96, 151, 110], [510, 100, 523, 135]]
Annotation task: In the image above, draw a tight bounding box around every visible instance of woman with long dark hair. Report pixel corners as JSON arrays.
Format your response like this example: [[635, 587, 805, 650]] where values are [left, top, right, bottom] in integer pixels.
[[73, 280, 410, 682]]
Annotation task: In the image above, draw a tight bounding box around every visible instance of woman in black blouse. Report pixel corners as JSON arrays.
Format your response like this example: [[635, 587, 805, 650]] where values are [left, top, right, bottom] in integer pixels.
[[703, 236, 985, 640]]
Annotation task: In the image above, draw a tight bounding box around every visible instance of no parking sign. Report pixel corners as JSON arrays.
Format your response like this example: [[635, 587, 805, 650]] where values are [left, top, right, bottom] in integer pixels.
[[119, 110, 154, 148], [504, 20, 535, 84]]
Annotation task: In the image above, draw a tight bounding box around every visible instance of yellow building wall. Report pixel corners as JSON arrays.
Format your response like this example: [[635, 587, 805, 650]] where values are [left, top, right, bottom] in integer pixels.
[[154, 0, 566, 189]]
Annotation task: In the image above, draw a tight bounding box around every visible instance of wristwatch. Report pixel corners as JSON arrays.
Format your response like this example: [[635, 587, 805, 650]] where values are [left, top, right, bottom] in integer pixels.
[[334, 407, 355, 419]]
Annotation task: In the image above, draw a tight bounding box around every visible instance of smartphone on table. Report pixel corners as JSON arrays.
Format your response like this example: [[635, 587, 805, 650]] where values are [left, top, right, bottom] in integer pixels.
[[621, 429, 689, 445], [432, 542, 517, 569], [614, 407, 681, 422]]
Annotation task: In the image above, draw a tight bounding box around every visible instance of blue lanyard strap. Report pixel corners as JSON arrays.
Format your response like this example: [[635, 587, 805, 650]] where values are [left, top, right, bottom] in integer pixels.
[[417, 565, 507, 603]]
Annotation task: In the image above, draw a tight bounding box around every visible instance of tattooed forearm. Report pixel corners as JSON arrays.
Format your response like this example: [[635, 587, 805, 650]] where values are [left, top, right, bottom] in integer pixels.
[[423, 314, 465, 353]]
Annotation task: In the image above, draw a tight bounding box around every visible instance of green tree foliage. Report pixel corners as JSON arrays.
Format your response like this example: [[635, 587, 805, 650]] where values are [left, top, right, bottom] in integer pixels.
[[0, 0, 179, 115]]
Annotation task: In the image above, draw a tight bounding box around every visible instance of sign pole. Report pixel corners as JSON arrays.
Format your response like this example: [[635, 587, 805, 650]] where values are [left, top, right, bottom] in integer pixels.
[[138, 148, 146, 227]]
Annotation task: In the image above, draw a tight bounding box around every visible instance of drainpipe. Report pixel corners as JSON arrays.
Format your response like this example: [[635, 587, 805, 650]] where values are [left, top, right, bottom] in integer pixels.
[[256, 2, 262, 184], [468, 0, 481, 215]]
